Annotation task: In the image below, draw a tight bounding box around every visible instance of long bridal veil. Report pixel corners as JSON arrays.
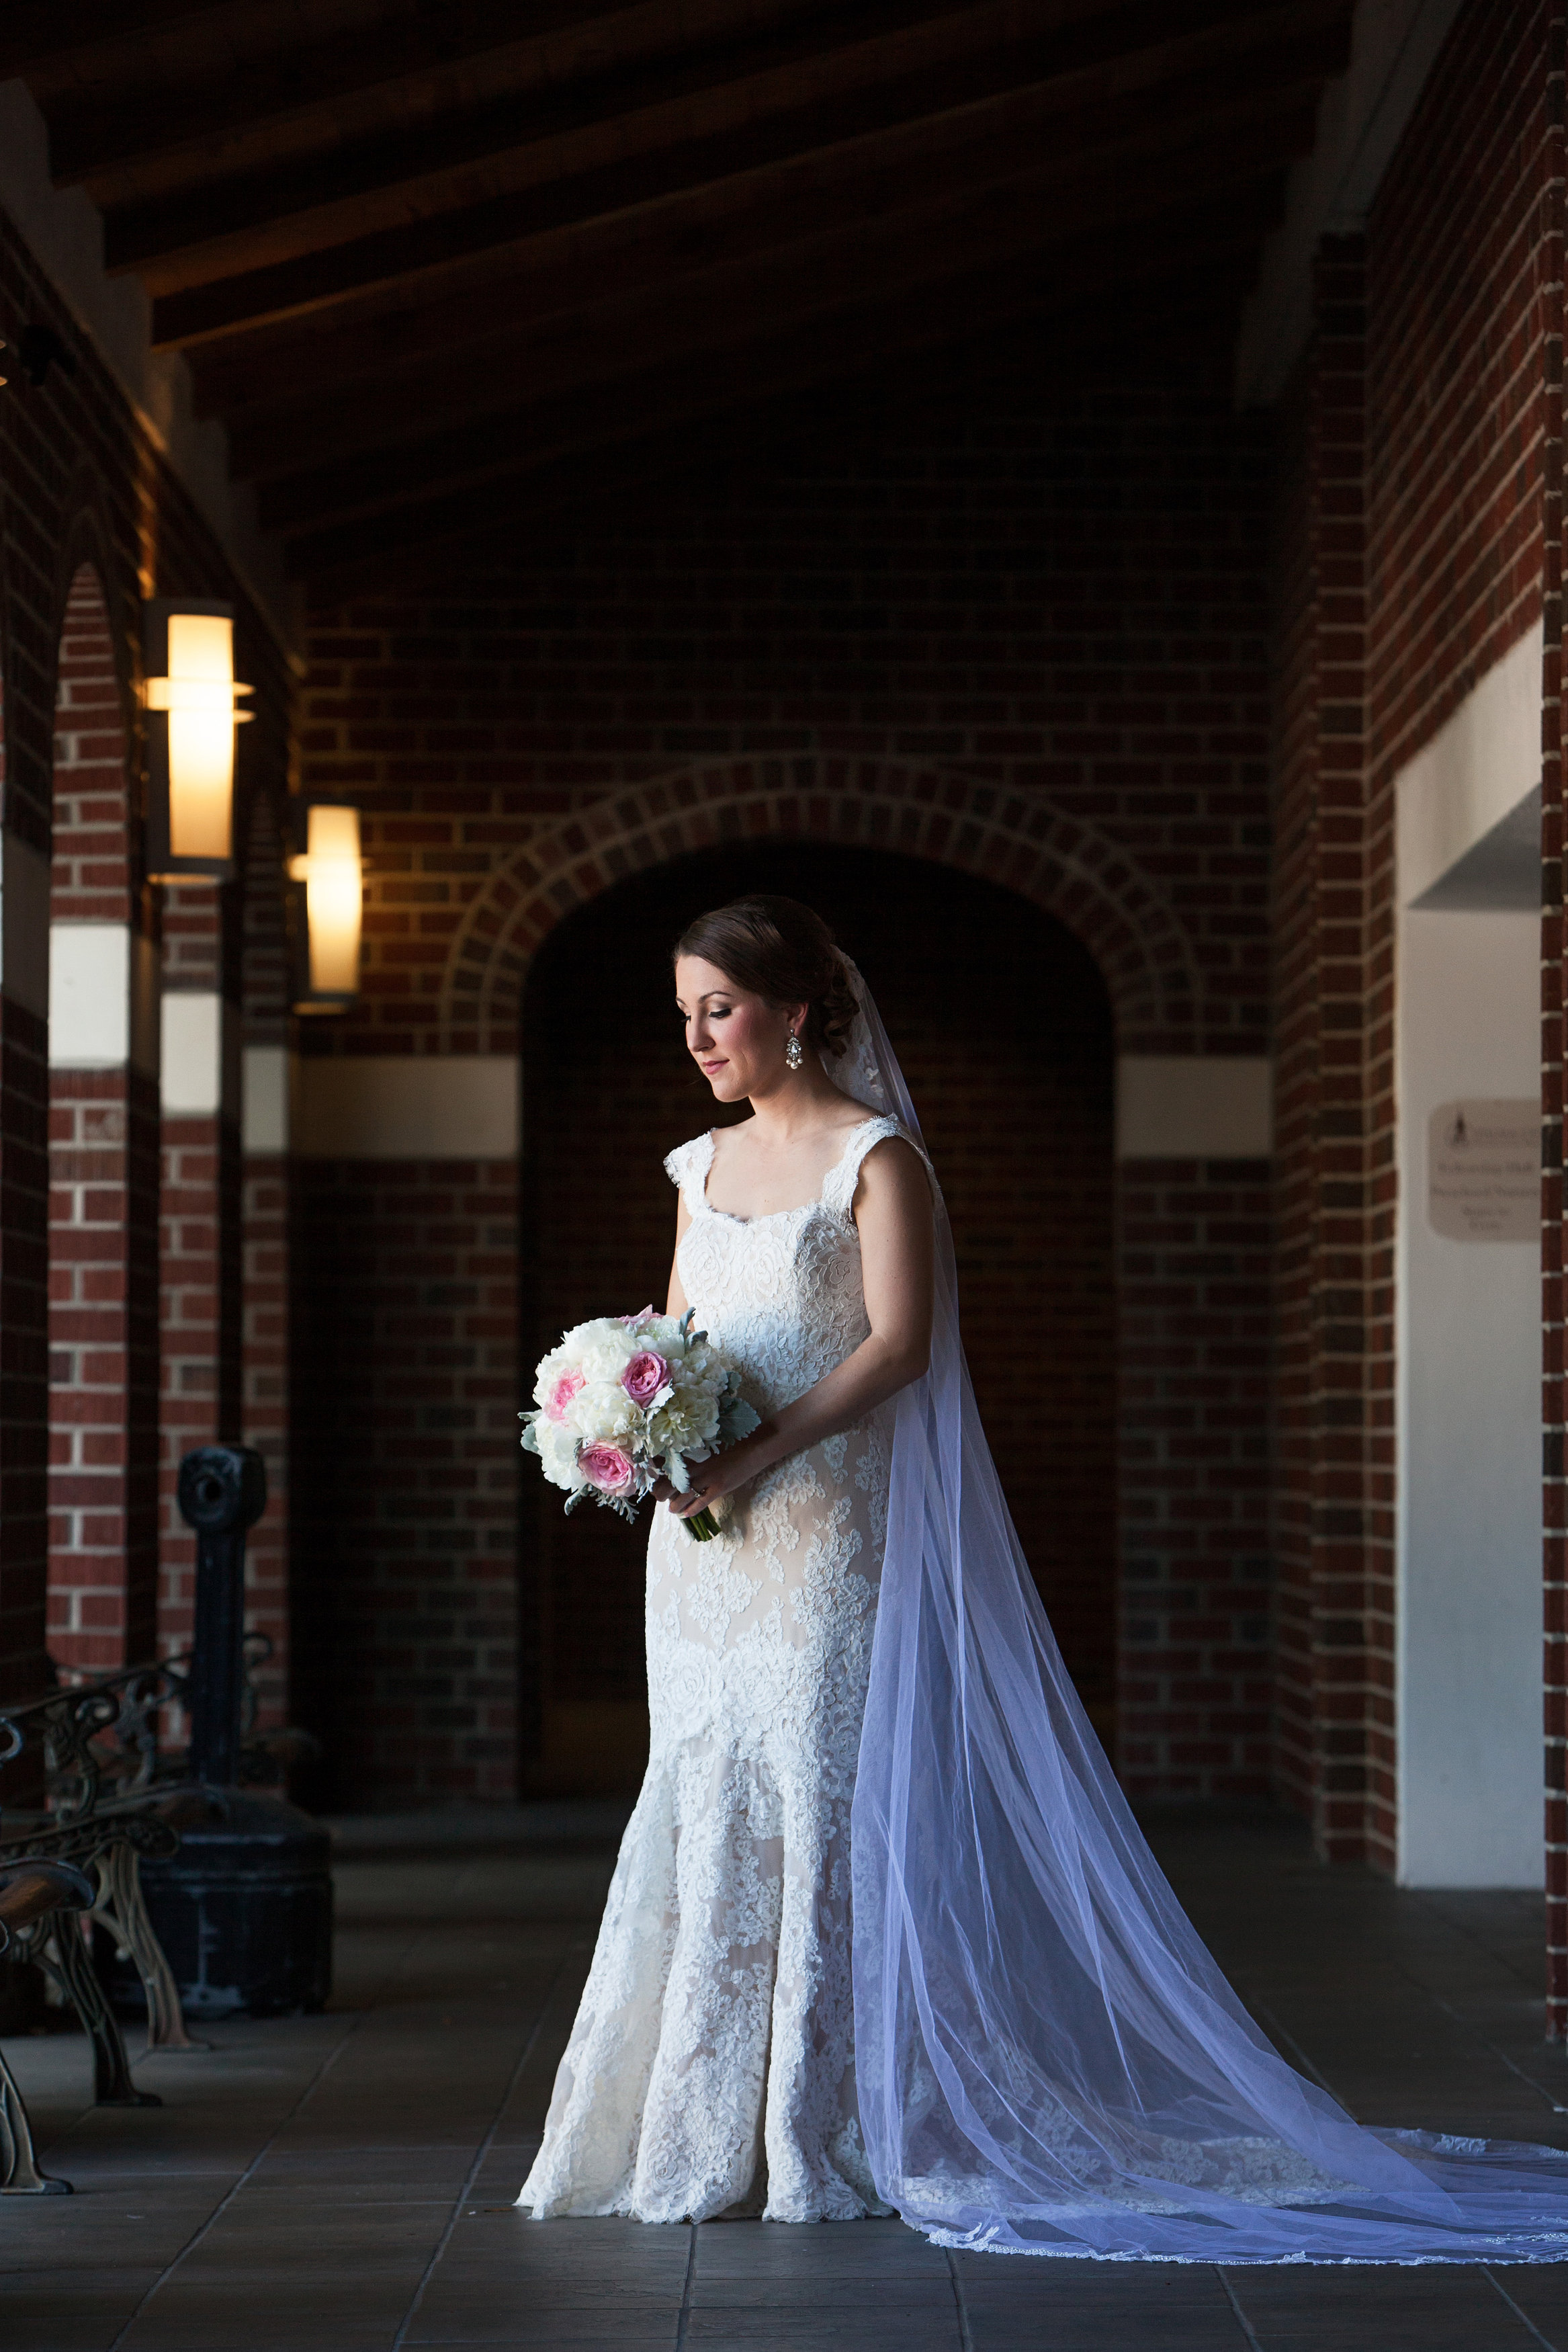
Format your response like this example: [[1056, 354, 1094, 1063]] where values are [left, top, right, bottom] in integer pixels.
[[838, 961, 1568, 2262]]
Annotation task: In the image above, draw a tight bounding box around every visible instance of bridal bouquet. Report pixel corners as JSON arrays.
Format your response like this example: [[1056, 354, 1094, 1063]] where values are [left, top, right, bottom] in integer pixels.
[[521, 1306, 759, 1542]]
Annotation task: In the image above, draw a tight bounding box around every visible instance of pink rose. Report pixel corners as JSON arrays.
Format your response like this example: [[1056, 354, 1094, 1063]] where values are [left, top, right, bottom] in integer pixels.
[[545, 1368, 584, 1423], [621, 1349, 669, 1405], [617, 1305, 658, 1327], [579, 1441, 635, 1495]]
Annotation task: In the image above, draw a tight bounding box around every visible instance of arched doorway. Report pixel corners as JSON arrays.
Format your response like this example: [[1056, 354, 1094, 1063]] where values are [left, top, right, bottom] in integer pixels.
[[520, 842, 1116, 1790]]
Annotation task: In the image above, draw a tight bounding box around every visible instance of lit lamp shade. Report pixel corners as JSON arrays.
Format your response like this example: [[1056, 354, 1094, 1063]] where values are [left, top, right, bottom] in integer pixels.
[[289, 804, 363, 1013], [143, 599, 252, 882]]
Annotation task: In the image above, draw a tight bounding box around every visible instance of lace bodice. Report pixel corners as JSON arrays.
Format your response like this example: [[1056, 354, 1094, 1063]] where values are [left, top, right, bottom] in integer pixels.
[[664, 1115, 909, 1416]]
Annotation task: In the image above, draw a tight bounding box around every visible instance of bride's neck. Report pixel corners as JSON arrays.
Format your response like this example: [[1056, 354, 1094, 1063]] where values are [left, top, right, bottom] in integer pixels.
[[742, 1067, 847, 1142]]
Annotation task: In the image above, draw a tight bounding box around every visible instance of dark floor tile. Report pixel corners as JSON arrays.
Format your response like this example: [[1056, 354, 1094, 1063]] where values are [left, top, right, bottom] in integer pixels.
[[693, 2276, 957, 2310], [1487, 2265, 1568, 2345], [412, 2294, 680, 2337], [411, 2338, 673, 2351], [1225, 2263, 1549, 2347], [955, 2257, 1232, 2306], [964, 2307, 1252, 2352], [685, 2316, 961, 2348], [0, 2327, 129, 2352], [693, 2218, 947, 2275]]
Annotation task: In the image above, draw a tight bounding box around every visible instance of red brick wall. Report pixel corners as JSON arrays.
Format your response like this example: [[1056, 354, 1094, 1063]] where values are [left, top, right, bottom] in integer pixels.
[[299, 373, 1276, 1804], [302, 375, 1271, 1063], [290, 1157, 519, 1810], [158, 1107, 243, 1651], [1271, 2, 1559, 1874], [46, 566, 160, 1674], [156, 873, 243, 1676], [1119, 1155, 1272, 1799], [1364, 4, 1552, 778], [241, 792, 294, 1732], [1268, 245, 1380, 1862]]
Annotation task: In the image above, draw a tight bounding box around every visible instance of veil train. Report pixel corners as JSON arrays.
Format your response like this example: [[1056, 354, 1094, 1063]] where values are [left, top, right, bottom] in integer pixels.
[[840, 960, 1568, 2262]]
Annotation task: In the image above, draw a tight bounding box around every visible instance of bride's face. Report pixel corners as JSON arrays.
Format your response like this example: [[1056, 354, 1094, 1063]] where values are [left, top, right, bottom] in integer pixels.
[[674, 955, 794, 1102]]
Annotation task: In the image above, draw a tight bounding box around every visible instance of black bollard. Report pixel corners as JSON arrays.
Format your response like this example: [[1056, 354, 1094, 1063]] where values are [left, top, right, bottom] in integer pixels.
[[183, 1445, 267, 1788], [110, 1445, 333, 2021]]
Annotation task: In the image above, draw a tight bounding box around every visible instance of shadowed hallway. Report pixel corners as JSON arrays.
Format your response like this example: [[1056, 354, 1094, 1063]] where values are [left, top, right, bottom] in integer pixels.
[[4, 1804, 1568, 2351]]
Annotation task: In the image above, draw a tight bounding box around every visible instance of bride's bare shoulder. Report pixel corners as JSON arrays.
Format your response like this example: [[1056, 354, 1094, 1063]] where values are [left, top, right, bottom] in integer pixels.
[[827, 1093, 885, 1133]]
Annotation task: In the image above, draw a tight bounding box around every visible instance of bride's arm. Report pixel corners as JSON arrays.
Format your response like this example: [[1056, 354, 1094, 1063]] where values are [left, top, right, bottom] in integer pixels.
[[668, 1136, 934, 1520]]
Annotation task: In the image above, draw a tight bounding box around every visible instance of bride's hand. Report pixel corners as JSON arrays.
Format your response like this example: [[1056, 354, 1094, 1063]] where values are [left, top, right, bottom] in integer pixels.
[[648, 1471, 713, 1517], [658, 1442, 760, 1518]]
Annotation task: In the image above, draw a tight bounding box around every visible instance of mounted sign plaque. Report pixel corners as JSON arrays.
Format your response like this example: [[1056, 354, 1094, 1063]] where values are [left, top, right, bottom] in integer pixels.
[[1427, 1099, 1538, 1242]]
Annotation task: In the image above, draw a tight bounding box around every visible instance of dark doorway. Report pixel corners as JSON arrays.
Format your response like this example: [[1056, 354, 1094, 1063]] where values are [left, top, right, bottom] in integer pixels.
[[520, 843, 1117, 1790]]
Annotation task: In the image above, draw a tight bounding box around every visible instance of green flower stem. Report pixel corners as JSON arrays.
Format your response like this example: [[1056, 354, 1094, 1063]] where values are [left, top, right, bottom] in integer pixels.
[[685, 1507, 720, 1541]]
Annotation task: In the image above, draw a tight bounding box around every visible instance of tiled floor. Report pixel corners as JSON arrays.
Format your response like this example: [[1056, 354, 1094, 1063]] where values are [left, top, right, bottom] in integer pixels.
[[5, 1802, 1568, 2349]]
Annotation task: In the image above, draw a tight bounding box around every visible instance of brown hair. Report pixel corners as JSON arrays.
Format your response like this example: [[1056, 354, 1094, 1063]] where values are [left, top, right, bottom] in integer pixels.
[[672, 894, 859, 1059]]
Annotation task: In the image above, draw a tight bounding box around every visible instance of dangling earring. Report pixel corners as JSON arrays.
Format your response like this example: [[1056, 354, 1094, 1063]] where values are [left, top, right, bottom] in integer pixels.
[[785, 1030, 804, 1071]]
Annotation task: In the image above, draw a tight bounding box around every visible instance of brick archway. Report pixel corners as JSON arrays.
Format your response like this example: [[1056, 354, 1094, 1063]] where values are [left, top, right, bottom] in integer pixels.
[[438, 757, 1199, 1054]]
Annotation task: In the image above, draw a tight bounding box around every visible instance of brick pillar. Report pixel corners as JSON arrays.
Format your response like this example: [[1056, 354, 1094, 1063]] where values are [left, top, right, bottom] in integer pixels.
[[241, 1140, 290, 1730], [157, 884, 243, 1673], [240, 792, 294, 1734], [47, 566, 161, 1675], [0, 827, 52, 1708], [1271, 239, 1379, 1863]]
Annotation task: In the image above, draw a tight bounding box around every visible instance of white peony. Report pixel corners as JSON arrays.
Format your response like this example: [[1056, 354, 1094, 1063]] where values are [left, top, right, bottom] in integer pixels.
[[521, 1304, 757, 1532]]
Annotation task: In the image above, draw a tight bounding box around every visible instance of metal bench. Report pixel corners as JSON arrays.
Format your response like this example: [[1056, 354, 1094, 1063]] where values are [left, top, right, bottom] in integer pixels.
[[0, 1858, 95, 2193], [0, 1671, 210, 2104]]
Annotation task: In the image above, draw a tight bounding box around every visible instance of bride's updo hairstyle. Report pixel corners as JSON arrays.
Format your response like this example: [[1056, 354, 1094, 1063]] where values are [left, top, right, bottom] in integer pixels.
[[673, 894, 859, 1060]]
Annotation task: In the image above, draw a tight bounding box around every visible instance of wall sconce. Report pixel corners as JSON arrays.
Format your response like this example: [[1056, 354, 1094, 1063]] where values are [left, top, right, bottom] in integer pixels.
[[144, 599, 252, 883], [288, 804, 363, 1013]]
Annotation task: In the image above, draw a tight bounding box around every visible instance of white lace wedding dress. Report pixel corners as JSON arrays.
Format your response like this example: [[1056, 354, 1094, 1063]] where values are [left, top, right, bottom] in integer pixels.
[[518, 1113, 909, 2225]]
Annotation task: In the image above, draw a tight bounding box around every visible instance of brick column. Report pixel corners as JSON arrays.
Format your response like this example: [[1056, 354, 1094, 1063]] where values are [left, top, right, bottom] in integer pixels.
[[241, 1128, 291, 1730], [0, 827, 52, 1708], [1270, 239, 1379, 1864], [157, 884, 243, 1673], [239, 792, 294, 1734], [47, 566, 161, 1675]]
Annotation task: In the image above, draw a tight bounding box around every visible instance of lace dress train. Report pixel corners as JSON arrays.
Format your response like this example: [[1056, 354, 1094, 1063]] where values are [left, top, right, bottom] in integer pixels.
[[519, 1116, 906, 2224]]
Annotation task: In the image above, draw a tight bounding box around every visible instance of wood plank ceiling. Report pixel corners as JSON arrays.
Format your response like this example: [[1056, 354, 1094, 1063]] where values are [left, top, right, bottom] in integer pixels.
[[6, 0, 1354, 583]]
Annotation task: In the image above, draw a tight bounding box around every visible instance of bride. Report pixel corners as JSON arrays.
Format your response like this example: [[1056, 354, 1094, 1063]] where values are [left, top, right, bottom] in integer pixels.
[[521, 892, 1568, 2261]]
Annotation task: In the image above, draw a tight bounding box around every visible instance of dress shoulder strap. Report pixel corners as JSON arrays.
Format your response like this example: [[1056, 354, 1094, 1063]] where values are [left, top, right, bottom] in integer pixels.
[[663, 1131, 715, 1216], [820, 1115, 910, 1220]]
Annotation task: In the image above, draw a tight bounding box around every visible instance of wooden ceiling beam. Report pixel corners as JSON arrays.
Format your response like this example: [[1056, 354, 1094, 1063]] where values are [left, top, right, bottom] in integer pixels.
[[106, 0, 1092, 281], [262, 157, 1287, 538], [287, 216, 1264, 579], [46, 0, 787, 190], [206, 20, 1335, 435], [226, 75, 1321, 484], [193, 10, 1341, 414], [117, 0, 1323, 302], [148, 0, 1346, 343], [0, 0, 231, 81]]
